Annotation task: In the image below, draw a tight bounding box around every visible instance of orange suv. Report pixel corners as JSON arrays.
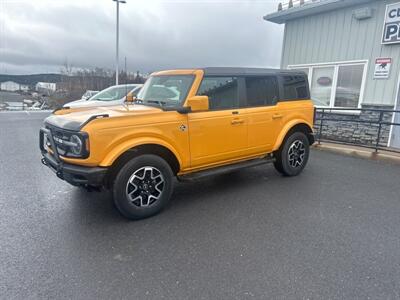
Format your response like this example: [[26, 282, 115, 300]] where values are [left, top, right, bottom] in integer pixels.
[[40, 68, 315, 219]]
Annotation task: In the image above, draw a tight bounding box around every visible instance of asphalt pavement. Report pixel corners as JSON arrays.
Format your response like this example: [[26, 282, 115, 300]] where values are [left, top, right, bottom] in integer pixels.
[[1, 111, 400, 299]]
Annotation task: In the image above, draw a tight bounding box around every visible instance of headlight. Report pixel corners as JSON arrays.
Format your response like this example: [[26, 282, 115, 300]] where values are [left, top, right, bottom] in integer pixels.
[[70, 134, 83, 155], [50, 129, 89, 158]]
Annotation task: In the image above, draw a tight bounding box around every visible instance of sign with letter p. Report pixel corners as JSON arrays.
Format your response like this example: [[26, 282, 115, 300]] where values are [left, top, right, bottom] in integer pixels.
[[382, 2, 400, 44]]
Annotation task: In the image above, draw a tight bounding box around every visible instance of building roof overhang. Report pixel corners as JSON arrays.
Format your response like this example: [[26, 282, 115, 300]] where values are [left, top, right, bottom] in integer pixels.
[[264, 0, 375, 24]]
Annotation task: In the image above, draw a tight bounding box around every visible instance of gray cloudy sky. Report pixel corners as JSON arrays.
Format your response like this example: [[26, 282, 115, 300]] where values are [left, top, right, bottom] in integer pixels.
[[0, 0, 283, 75]]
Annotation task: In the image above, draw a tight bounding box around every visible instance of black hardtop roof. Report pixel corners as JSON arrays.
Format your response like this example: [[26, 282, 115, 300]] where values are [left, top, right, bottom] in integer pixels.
[[202, 67, 306, 77]]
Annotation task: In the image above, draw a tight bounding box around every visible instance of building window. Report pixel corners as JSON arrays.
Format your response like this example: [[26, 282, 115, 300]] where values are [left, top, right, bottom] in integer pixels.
[[334, 64, 364, 108], [294, 68, 309, 76], [311, 66, 335, 107], [289, 61, 366, 108]]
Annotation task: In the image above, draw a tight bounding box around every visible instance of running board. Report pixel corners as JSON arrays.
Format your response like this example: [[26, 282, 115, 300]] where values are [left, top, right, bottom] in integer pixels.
[[178, 155, 275, 182]]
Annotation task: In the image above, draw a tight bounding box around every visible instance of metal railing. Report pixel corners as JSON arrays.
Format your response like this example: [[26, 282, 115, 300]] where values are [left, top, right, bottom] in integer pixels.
[[315, 107, 400, 153], [280, 0, 316, 10]]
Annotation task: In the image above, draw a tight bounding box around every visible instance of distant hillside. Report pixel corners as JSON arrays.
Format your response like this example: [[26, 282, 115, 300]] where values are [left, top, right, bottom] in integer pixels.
[[0, 74, 65, 85]]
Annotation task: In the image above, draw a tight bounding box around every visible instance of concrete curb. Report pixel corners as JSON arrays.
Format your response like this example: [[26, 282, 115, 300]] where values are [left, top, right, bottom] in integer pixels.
[[312, 143, 400, 165]]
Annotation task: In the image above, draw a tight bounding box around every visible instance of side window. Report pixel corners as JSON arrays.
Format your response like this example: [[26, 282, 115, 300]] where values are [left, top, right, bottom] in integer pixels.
[[281, 75, 309, 100], [197, 77, 239, 110], [245, 76, 279, 107]]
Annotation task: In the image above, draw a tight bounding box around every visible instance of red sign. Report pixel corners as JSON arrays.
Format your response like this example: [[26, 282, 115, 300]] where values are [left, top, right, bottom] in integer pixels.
[[317, 77, 332, 86], [374, 58, 392, 79], [376, 58, 392, 64]]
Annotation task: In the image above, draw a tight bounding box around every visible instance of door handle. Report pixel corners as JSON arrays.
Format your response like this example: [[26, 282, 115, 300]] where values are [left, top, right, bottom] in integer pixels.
[[272, 114, 283, 119], [231, 119, 244, 125]]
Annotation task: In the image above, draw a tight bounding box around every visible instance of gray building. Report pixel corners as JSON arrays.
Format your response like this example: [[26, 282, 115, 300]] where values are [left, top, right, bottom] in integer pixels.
[[265, 0, 400, 148]]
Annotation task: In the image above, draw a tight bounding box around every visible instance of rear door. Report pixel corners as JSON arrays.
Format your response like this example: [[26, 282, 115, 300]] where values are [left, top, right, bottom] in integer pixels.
[[242, 76, 282, 153]]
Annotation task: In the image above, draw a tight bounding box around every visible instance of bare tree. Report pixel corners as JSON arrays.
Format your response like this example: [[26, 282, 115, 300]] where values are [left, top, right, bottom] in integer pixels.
[[50, 60, 147, 108]]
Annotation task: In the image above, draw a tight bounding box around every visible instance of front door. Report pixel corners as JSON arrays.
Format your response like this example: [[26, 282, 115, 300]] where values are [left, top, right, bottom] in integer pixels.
[[188, 76, 248, 168]]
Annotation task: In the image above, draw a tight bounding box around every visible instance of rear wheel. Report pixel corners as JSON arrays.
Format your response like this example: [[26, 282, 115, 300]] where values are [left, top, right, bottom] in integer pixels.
[[274, 132, 310, 176], [113, 154, 174, 220]]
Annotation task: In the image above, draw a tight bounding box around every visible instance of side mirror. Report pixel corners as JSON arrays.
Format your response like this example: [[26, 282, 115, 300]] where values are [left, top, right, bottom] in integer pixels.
[[125, 91, 136, 103], [185, 95, 209, 112]]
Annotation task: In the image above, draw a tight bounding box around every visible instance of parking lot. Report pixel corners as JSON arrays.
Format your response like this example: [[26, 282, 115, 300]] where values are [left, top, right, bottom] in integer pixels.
[[1, 111, 400, 299]]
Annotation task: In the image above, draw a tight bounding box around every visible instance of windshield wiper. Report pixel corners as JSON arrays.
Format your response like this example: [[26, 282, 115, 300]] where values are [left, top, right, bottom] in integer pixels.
[[135, 98, 144, 104], [146, 100, 167, 106]]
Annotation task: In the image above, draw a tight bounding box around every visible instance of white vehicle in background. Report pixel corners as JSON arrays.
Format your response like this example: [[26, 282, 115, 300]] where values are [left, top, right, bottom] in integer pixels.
[[64, 84, 143, 108], [81, 90, 99, 100]]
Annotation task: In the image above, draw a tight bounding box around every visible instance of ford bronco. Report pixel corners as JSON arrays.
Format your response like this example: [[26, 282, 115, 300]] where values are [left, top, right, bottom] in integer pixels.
[[40, 68, 315, 219]]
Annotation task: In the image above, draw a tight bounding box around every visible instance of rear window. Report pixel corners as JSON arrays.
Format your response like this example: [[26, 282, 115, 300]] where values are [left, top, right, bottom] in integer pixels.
[[281, 74, 309, 100], [244, 76, 279, 107]]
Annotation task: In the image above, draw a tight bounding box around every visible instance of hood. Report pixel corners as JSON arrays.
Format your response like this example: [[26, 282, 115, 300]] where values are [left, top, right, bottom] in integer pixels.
[[65, 98, 124, 108], [45, 104, 162, 131], [64, 99, 87, 108]]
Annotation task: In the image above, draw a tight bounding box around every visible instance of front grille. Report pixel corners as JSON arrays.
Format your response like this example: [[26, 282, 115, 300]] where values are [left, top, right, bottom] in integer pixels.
[[44, 125, 73, 157], [42, 123, 88, 159], [51, 128, 71, 156]]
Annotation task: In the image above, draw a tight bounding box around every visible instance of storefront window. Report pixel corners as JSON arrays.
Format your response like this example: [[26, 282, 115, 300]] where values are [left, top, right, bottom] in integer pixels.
[[294, 68, 309, 76], [289, 62, 366, 108], [334, 64, 364, 108], [310, 67, 334, 107]]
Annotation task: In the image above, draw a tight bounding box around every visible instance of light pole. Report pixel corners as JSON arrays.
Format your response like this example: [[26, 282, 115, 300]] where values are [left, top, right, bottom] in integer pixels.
[[113, 0, 126, 85]]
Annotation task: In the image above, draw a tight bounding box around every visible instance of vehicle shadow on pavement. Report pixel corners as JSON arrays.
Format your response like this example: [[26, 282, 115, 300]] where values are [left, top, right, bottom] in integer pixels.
[[69, 188, 122, 223], [68, 165, 297, 225], [172, 167, 277, 205]]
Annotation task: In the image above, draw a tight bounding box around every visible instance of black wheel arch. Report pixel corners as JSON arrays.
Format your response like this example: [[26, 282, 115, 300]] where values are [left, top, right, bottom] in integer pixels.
[[105, 144, 180, 188], [283, 123, 314, 147]]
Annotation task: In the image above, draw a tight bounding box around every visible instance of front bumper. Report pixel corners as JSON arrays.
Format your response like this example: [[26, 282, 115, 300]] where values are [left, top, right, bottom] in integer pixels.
[[40, 127, 107, 187]]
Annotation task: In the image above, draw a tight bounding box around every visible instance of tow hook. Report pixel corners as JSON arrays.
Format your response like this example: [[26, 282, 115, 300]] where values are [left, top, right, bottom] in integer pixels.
[[56, 171, 63, 179]]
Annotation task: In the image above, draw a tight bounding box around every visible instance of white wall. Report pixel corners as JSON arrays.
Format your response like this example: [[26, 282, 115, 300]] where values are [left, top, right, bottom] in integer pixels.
[[35, 82, 56, 92], [0, 81, 29, 92], [281, 0, 400, 107]]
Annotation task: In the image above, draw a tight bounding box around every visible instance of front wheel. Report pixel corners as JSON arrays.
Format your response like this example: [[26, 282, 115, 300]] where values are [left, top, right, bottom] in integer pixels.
[[113, 154, 174, 220], [274, 132, 310, 176]]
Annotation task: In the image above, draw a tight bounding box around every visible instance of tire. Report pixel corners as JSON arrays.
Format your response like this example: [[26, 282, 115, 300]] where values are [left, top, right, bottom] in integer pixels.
[[113, 154, 174, 220], [274, 131, 310, 177]]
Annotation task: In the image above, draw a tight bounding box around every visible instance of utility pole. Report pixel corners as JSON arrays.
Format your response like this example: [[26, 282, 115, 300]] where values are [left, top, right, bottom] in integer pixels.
[[113, 0, 126, 85], [124, 56, 127, 84]]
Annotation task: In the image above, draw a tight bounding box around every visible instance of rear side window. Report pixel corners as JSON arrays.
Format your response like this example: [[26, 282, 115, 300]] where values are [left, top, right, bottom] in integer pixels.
[[245, 76, 279, 107], [281, 75, 309, 100], [197, 77, 239, 110]]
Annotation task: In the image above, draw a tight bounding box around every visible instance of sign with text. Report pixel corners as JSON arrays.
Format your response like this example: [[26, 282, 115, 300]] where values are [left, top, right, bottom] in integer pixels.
[[374, 58, 392, 79], [382, 2, 400, 44]]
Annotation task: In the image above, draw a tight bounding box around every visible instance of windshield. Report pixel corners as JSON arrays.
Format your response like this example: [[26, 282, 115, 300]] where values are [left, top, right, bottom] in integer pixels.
[[136, 75, 194, 107], [91, 85, 136, 101]]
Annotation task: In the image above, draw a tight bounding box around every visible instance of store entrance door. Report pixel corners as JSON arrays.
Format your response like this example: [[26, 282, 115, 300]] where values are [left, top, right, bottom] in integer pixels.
[[389, 74, 400, 149]]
